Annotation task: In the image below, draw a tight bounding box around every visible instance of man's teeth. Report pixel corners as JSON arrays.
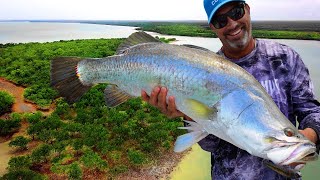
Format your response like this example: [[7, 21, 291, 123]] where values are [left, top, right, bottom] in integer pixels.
[[230, 29, 242, 36]]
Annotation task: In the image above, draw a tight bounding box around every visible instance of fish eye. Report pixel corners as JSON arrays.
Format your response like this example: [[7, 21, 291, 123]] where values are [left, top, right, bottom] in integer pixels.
[[284, 128, 295, 137]]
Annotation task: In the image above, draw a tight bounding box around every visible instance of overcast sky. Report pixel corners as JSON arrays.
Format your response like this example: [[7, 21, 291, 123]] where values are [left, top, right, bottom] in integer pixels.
[[1, 0, 320, 21]]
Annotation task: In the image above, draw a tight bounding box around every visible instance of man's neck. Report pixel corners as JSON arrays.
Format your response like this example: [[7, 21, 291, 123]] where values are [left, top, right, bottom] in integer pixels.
[[222, 38, 255, 60]]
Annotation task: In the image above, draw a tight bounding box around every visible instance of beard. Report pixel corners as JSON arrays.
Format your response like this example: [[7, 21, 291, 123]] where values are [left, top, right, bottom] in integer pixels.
[[226, 28, 250, 49], [223, 16, 253, 50], [225, 24, 252, 50]]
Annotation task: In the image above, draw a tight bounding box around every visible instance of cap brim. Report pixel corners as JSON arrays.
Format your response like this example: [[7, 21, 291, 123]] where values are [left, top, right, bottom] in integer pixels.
[[207, 0, 245, 24]]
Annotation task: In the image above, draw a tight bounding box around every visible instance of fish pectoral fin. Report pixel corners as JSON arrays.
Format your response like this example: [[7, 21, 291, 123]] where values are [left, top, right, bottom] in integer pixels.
[[174, 128, 209, 152], [184, 99, 218, 120], [116, 31, 162, 55], [104, 85, 133, 107]]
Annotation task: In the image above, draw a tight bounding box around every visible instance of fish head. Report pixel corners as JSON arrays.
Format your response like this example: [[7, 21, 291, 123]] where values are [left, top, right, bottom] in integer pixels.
[[264, 127, 318, 165]]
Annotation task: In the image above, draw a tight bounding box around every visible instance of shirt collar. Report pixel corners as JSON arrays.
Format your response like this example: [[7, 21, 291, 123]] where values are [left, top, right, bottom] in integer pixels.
[[218, 39, 259, 64]]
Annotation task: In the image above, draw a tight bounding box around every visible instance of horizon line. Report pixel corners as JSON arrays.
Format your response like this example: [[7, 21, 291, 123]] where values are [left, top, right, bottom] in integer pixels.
[[1, 19, 320, 22]]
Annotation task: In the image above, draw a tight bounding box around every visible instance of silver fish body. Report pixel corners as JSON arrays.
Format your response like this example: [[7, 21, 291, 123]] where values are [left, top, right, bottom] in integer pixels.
[[51, 32, 318, 169]]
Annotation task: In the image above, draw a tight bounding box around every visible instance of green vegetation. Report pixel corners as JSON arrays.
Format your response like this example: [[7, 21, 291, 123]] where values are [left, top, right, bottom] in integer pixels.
[[0, 38, 123, 108], [0, 91, 14, 114], [9, 136, 31, 150], [138, 23, 216, 37], [7, 156, 32, 172], [0, 38, 184, 179], [1, 156, 45, 180], [0, 113, 21, 136], [0, 169, 45, 180], [67, 162, 82, 180], [24, 85, 58, 108], [252, 30, 320, 40], [133, 22, 320, 40]]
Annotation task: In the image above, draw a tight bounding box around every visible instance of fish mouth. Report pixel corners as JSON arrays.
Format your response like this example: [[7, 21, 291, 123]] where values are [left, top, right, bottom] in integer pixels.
[[279, 142, 318, 165]]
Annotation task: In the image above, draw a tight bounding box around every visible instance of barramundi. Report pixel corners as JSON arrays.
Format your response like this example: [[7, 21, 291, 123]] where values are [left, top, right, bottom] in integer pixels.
[[51, 32, 318, 176]]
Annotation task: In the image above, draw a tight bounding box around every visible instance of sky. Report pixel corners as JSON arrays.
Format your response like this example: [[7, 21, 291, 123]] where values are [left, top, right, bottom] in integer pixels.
[[0, 0, 320, 21]]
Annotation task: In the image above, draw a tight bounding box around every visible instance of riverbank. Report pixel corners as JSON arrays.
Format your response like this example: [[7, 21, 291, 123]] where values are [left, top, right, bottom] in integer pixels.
[[135, 23, 320, 40], [77, 20, 320, 40], [1, 21, 319, 46]]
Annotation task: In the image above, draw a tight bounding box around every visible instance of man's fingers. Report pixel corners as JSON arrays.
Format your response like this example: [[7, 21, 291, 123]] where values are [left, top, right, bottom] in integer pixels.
[[167, 96, 185, 118], [158, 87, 168, 111], [167, 96, 177, 112], [149, 86, 160, 106], [141, 86, 188, 119], [141, 90, 149, 102]]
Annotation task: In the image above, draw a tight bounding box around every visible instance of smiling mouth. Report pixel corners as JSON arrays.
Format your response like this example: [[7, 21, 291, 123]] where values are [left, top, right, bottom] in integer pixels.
[[229, 28, 242, 36]]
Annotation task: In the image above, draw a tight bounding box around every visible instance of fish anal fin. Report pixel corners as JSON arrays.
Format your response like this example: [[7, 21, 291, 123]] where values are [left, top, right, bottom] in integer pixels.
[[104, 85, 133, 107], [174, 125, 209, 152], [116, 31, 162, 55]]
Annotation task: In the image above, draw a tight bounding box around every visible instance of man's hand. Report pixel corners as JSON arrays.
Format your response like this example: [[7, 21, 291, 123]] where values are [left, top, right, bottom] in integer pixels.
[[289, 128, 318, 170], [300, 128, 318, 144], [141, 86, 191, 120]]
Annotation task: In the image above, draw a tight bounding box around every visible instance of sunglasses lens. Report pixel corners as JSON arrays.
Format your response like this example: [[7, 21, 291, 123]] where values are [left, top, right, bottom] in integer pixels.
[[211, 3, 245, 29], [212, 15, 227, 29], [230, 6, 245, 21]]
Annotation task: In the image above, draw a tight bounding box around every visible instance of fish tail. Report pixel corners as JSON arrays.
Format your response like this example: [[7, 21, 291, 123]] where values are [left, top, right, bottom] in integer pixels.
[[51, 57, 92, 103]]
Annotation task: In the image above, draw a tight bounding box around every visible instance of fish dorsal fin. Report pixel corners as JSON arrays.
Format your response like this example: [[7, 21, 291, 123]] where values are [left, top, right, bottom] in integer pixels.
[[104, 85, 133, 107], [116, 31, 162, 54], [181, 44, 211, 52]]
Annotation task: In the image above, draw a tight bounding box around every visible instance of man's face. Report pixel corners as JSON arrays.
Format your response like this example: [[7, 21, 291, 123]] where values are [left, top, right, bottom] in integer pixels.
[[210, 2, 252, 51]]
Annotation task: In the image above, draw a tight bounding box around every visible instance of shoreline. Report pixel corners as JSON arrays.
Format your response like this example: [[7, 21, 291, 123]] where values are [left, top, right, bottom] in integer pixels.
[[0, 22, 319, 45]]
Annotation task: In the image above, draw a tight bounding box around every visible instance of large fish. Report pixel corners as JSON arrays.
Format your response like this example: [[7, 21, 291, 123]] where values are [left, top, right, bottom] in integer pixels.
[[51, 32, 318, 176]]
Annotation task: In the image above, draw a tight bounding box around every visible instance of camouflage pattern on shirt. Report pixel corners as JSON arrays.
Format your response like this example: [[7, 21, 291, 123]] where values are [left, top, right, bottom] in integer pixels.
[[198, 39, 320, 180]]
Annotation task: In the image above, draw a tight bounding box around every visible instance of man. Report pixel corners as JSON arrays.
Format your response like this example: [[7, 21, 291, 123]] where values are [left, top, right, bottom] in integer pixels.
[[141, 0, 320, 179]]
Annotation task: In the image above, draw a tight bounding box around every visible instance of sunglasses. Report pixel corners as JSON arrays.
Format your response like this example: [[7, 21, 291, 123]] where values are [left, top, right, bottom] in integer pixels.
[[211, 3, 245, 29]]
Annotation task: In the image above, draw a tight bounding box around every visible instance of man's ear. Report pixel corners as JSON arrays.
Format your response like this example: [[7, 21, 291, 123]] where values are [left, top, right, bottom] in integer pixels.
[[209, 23, 218, 34], [245, 3, 251, 14], [209, 23, 215, 30]]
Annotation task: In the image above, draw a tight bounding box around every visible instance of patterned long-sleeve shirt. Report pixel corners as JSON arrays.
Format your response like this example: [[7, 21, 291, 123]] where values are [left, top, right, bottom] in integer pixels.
[[198, 39, 320, 180]]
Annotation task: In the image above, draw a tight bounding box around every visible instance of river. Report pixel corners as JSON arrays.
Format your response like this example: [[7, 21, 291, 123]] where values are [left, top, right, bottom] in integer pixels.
[[0, 22, 138, 43], [0, 22, 319, 179]]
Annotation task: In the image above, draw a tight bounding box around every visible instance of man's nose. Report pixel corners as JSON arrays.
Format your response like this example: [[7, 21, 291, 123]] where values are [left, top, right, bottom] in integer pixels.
[[225, 17, 238, 29]]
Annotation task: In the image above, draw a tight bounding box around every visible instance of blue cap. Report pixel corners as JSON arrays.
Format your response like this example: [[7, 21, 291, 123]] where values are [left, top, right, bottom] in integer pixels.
[[204, 0, 245, 24]]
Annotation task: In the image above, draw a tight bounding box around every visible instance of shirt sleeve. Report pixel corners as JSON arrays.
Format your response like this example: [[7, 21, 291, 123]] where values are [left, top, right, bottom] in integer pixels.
[[289, 50, 320, 144]]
